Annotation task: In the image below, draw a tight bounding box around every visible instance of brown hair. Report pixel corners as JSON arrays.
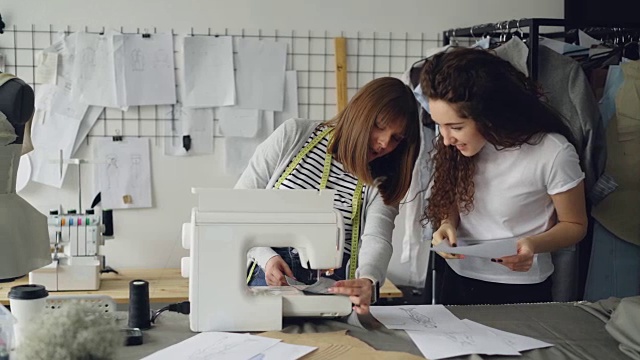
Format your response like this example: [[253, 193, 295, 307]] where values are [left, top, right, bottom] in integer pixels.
[[325, 77, 420, 206], [420, 47, 575, 227]]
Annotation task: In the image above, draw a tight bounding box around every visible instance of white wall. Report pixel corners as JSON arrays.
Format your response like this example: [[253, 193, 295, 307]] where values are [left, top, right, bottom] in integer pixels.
[[3, 0, 563, 287]]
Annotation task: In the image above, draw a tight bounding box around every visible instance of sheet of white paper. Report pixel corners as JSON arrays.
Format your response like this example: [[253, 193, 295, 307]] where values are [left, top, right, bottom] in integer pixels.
[[218, 106, 261, 137], [461, 319, 553, 352], [578, 30, 601, 49], [50, 85, 89, 120], [253, 342, 317, 360], [120, 33, 176, 106], [182, 36, 235, 107], [431, 238, 518, 258], [42, 32, 76, 93], [35, 52, 58, 84], [72, 30, 125, 109], [236, 38, 287, 111], [0, 54, 4, 72], [224, 111, 275, 176], [539, 37, 588, 56], [73, 106, 104, 155], [141, 332, 280, 360], [94, 137, 152, 209], [35, 84, 56, 112], [164, 104, 214, 156], [275, 71, 299, 129], [370, 304, 461, 330], [30, 110, 82, 188], [407, 321, 521, 360]]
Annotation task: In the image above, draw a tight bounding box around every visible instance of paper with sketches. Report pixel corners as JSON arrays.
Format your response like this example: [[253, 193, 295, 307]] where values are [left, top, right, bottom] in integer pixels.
[[50, 85, 89, 120], [182, 36, 235, 107], [461, 319, 553, 352], [72, 30, 126, 109], [35, 52, 58, 84], [72, 106, 104, 155], [370, 305, 461, 331], [432, 238, 518, 258], [30, 110, 82, 188], [218, 107, 260, 137], [94, 137, 152, 209], [141, 332, 280, 360], [224, 111, 274, 176], [42, 32, 77, 92], [35, 84, 56, 112], [164, 105, 214, 156], [252, 342, 316, 360], [275, 71, 299, 129], [235, 38, 287, 111], [406, 321, 521, 360], [120, 33, 176, 106]]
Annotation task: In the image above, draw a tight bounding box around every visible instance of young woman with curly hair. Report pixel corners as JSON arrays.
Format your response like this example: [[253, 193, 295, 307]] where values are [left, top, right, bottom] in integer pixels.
[[420, 47, 588, 305]]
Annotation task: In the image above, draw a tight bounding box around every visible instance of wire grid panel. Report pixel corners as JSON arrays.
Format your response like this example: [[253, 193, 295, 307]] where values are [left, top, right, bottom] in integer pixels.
[[0, 25, 440, 142]]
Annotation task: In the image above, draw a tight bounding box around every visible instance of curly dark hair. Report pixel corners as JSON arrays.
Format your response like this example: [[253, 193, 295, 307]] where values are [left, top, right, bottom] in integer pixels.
[[419, 47, 575, 229]]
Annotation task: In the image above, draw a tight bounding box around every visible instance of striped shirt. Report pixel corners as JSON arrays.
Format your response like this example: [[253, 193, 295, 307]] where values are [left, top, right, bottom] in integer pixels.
[[279, 126, 364, 255]]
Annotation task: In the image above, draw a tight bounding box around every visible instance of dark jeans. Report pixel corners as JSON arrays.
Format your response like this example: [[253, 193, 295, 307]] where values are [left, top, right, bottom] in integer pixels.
[[440, 261, 553, 305], [248, 247, 350, 286]]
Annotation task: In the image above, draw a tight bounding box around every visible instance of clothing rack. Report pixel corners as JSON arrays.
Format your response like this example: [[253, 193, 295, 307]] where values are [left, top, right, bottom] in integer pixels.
[[442, 18, 565, 81], [442, 18, 640, 81]]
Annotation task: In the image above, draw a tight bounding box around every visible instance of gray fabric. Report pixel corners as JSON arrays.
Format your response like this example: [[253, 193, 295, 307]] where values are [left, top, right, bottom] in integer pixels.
[[579, 296, 640, 359], [235, 118, 398, 285], [118, 301, 630, 360], [537, 46, 606, 197], [606, 297, 640, 359], [537, 46, 606, 302]]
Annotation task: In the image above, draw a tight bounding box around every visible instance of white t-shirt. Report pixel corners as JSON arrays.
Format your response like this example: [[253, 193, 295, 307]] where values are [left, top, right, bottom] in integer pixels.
[[447, 133, 585, 284]]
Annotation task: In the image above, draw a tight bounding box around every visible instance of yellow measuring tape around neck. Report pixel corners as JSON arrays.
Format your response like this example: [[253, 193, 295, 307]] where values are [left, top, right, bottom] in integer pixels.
[[275, 127, 364, 279]]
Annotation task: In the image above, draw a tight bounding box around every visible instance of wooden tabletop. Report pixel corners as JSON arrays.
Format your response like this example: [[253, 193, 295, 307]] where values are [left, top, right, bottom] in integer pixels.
[[0, 268, 403, 305]]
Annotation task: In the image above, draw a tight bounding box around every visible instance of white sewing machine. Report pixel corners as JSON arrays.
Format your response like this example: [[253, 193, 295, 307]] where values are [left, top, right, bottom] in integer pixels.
[[181, 188, 353, 332], [28, 208, 107, 291]]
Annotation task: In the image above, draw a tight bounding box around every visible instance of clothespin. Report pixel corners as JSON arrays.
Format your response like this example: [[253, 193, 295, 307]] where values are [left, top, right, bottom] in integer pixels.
[[182, 135, 192, 152], [142, 28, 151, 38], [112, 129, 123, 142]]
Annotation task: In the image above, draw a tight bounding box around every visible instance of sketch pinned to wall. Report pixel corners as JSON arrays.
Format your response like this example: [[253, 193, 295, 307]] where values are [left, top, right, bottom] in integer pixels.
[[217, 106, 260, 137], [30, 110, 82, 188], [235, 38, 287, 111], [164, 104, 214, 156], [274, 70, 299, 129], [120, 33, 176, 106], [34, 52, 58, 85], [72, 105, 104, 155], [71, 30, 127, 110], [94, 137, 152, 209], [224, 110, 274, 177], [182, 36, 235, 108]]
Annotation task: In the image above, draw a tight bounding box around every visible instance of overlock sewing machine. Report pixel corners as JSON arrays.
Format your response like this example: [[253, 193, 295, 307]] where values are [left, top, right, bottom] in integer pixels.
[[181, 188, 353, 332]]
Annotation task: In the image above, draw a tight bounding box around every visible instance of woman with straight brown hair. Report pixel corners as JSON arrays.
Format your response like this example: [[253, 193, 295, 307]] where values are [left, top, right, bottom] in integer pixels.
[[237, 77, 420, 314]]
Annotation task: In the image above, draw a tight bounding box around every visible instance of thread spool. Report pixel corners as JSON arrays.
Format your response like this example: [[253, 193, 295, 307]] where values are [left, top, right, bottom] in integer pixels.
[[102, 209, 113, 236], [128, 280, 151, 330]]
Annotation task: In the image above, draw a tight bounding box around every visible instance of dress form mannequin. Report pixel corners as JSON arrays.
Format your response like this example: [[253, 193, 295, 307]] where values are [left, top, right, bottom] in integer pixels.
[[0, 73, 51, 281]]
